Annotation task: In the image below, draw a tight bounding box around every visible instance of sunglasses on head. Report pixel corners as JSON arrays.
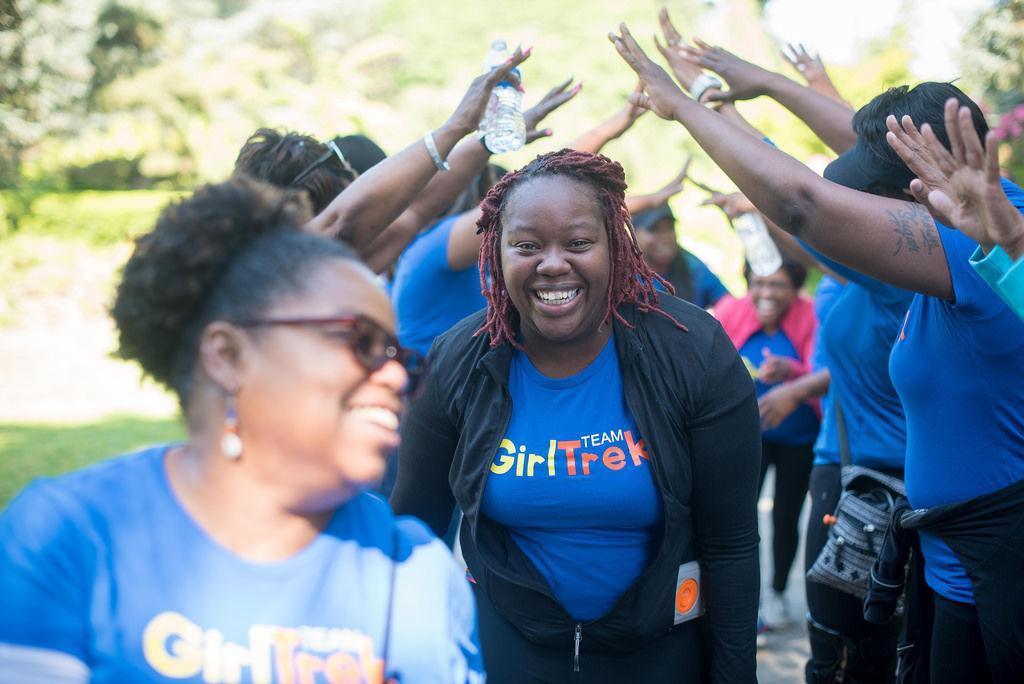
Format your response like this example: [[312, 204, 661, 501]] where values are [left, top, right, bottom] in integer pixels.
[[232, 314, 426, 397], [288, 139, 360, 187]]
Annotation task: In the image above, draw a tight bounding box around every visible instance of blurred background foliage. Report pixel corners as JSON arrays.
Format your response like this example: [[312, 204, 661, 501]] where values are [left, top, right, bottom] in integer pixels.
[[7, 0, 1013, 235], [960, 0, 1024, 180]]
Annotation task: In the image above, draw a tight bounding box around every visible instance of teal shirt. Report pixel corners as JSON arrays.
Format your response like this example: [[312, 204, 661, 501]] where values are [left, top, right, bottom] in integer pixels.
[[970, 245, 1024, 322]]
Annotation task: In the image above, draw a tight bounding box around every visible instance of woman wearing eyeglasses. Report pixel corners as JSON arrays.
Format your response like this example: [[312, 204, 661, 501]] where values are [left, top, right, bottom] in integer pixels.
[[0, 177, 483, 683]]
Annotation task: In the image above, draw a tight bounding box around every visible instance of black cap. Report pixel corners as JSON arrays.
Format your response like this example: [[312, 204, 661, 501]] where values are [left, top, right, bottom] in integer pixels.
[[631, 203, 675, 232], [332, 134, 387, 175], [823, 139, 915, 191]]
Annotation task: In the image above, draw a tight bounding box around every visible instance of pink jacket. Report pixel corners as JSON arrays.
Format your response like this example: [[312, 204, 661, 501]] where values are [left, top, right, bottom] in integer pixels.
[[714, 293, 818, 382]]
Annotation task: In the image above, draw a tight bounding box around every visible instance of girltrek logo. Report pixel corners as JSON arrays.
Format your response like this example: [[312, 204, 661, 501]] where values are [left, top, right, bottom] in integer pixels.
[[142, 611, 383, 683], [490, 428, 650, 477]]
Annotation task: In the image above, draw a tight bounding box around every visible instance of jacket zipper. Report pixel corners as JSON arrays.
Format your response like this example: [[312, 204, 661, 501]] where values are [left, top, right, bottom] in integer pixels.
[[573, 623, 582, 672]]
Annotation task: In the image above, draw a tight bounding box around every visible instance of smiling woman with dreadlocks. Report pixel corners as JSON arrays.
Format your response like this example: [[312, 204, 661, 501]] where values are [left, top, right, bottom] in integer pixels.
[[391, 148, 761, 683]]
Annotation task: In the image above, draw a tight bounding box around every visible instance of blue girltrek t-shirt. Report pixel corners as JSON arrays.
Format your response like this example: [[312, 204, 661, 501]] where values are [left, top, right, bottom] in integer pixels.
[[739, 330, 820, 445], [810, 275, 845, 465], [889, 179, 1024, 604], [480, 335, 663, 622], [392, 216, 487, 357], [801, 247, 913, 472], [0, 446, 483, 683]]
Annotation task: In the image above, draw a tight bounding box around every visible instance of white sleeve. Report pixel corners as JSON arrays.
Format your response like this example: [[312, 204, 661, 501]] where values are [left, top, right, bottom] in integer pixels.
[[0, 643, 90, 684]]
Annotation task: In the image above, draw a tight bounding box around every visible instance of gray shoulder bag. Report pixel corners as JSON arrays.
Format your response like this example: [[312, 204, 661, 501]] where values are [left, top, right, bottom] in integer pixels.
[[807, 396, 905, 599]]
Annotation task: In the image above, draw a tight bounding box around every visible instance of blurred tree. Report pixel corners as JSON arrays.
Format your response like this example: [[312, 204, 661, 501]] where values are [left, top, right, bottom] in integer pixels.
[[88, 3, 162, 101], [0, 0, 97, 184], [960, 0, 1024, 113], [0, 0, 162, 225], [0, 0, 100, 230], [960, 0, 1024, 180]]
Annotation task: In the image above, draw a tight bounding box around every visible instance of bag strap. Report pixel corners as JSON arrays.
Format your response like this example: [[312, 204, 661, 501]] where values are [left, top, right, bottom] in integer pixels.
[[833, 393, 852, 469]]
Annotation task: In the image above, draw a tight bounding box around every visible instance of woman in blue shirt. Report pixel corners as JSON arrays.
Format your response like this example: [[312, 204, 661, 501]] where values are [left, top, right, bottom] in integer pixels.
[[0, 178, 482, 683]]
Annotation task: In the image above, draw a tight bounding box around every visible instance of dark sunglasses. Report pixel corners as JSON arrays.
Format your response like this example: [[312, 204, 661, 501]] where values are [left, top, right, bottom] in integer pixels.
[[232, 314, 426, 398], [288, 139, 360, 187]]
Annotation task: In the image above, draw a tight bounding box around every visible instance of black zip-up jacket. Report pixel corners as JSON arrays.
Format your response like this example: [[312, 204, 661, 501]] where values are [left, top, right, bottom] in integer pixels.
[[391, 297, 761, 682], [866, 478, 1024, 682]]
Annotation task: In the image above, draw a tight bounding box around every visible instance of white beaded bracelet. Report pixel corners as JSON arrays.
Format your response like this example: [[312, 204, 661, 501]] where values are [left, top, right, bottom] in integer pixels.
[[422, 132, 450, 172]]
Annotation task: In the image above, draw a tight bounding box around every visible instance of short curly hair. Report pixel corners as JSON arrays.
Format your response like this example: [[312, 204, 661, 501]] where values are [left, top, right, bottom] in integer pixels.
[[112, 175, 357, 406], [234, 128, 357, 214], [475, 148, 686, 348]]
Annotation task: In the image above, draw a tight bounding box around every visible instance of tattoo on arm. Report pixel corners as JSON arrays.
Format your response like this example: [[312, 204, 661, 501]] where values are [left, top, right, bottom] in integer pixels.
[[887, 203, 937, 257]]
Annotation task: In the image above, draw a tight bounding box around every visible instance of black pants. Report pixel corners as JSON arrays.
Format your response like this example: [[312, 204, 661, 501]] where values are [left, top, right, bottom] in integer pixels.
[[929, 594, 992, 684], [805, 464, 899, 683], [758, 439, 814, 593], [473, 584, 702, 683]]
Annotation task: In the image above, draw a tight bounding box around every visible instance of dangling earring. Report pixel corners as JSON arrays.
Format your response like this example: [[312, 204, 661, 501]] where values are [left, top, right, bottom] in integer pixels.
[[221, 395, 243, 460]]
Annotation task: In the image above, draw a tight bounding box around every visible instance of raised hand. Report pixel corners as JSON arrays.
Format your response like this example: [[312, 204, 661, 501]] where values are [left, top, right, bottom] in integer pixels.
[[524, 77, 583, 144], [568, 81, 647, 155], [780, 43, 845, 103], [701, 191, 756, 220], [616, 81, 650, 127], [780, 44, 826, 85], [653, 156, 694, 203], [679, 39, 776, 104], [445, 46, 531, 136], [654, 7, 706, 93], [886, 98, 1024, 257], [609, 23, 689, 120]]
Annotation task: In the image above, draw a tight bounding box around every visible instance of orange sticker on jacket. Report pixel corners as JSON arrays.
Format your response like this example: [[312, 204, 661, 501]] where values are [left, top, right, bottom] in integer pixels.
[[673, 560, 704, 626], [675, 578, 699, 614]]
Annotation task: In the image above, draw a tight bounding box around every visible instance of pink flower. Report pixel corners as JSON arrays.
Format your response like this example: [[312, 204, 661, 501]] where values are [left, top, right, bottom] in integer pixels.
[[1013, 104, 1024, 120], [992, 125, 1009, 141], [1009, 122, 1023, 138]]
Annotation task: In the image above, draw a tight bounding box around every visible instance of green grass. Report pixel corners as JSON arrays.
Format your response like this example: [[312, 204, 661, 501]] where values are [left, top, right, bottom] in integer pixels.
[[0, 416, 184, 508], [1, 189, 182, 246]]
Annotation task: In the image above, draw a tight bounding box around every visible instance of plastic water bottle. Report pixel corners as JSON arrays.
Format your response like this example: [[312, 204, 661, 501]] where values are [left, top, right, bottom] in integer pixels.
[[732, 211, 783, 276], [479, 39, 525, 154]]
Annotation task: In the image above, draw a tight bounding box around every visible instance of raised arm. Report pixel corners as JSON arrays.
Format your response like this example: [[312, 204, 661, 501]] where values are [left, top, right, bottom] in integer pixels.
[[680, 40, 857, 155], [569, 82, 646, 154], [625, 157, 691, 215], [610, 24, 953, 300], [701, 190, 845, 281], [306, 48, 530, 250], [362, 77, 580, 273]]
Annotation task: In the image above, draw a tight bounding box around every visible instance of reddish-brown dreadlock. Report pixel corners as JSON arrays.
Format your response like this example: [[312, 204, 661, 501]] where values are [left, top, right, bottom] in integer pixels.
[[475, 148, 688, 348]]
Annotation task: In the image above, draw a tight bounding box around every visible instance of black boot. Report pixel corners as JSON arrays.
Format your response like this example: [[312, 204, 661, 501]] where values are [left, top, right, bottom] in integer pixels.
[[806, 617, 898, 684]]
